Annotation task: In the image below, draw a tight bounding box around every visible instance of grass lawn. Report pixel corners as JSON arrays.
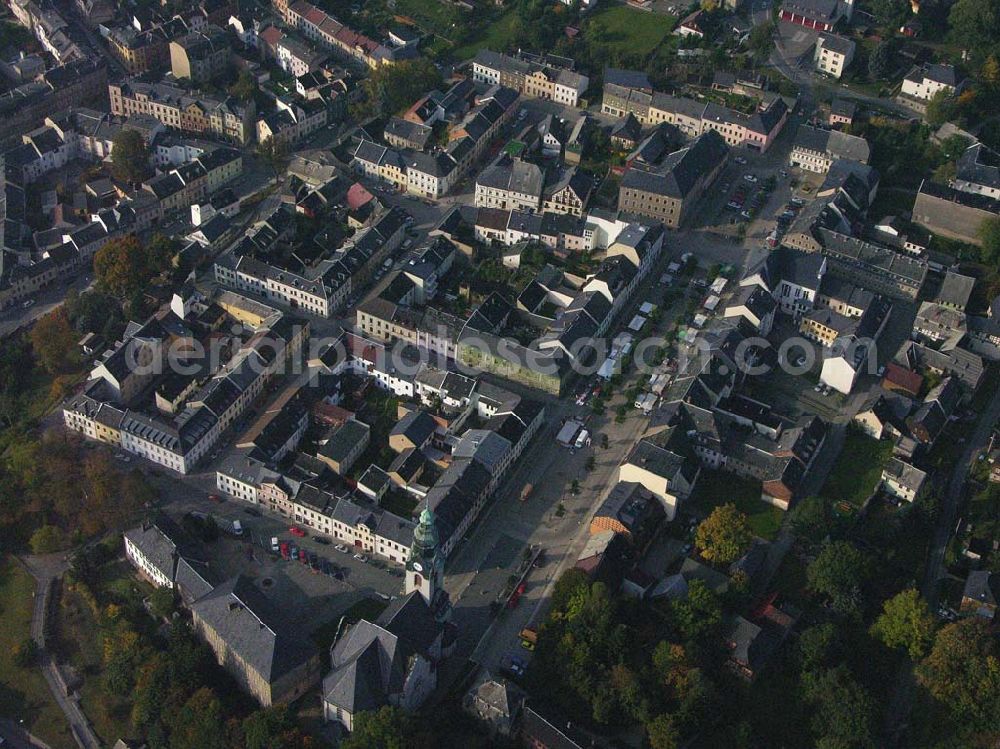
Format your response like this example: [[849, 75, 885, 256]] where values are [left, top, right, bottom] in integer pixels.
[[689, 469, 784, 541], [0, 557, 75, 749], [584, 5, 676, 58], [395, 0, 464, 36], [450, 10, 521, 61], [818, 431, 892, 509]]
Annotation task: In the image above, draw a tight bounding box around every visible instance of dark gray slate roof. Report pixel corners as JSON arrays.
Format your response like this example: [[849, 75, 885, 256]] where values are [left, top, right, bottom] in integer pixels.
[[124, 522, 179, 582], [190, 575, 318, 683], [323, 591, 441, 714], [956, 143, 1000, 190], [621, 130, 728, 199]]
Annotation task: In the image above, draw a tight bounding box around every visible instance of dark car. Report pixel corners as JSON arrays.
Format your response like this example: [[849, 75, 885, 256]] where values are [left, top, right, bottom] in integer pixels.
[[243, 507, 261, 517], [314, 537, 331, 546]]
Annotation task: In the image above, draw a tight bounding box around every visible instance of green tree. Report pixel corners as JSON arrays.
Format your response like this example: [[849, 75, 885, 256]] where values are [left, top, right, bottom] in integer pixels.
[[647, 714, 680, 749], [805, 665, 877, 748], [29, 523, 66, 553], [797, 622, 842, 688], [871, 0, 910, 28], [93, 235, 148, 298], [948, 0, 1000, 65], [29, 308, 80, 375], [695, 503, 752, 565], [229, 69, 257, 102], [868, 39, 894, 80], [670, 579, 722, 642], [256, 136, 288, 182], [807, 540, 872, 616], [13, 638, 39, 667], [353, 58, 442, 118], [169, 687, 226, 749], [111, 128, 150, 184], [748, 22, 775, 62], [925, 89, 956, 127], [66, 289, 124, 339], [787, 495, 831, 546], [870, 588, 937, 659], [240, 706, 312, 749], [93, 233, 173, 300], [978, 215, 1000, 266], [149, 586, 176, 620], [341, 706, 414, 749], [917, 618, 1000, 730]]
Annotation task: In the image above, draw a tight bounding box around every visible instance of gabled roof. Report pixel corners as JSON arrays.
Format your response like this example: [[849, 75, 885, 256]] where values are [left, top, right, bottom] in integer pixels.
[[190, 575, 318, 683]]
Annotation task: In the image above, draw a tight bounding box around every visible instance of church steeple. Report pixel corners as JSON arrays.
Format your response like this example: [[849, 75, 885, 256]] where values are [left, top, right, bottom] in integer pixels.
[[406, 506, 443, 606]]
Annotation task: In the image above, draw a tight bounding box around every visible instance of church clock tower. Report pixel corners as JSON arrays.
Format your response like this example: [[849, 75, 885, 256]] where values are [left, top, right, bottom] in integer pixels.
[[406, 506, 443, 607]]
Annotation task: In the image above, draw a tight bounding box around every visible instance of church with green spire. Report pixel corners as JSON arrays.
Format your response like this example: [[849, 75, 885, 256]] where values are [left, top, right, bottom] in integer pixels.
[[405, 506, 447, 619]]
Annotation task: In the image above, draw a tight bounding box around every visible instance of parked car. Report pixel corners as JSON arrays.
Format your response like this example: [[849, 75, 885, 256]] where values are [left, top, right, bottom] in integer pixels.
[[353, 553, 369, 562], [335, 544, 349, 553], [314, 537, 331, 546], [243, 507, 261, 517], [743, 174, 758, 183], [289, 526, 306, 537], [208, 494, 222, 503]]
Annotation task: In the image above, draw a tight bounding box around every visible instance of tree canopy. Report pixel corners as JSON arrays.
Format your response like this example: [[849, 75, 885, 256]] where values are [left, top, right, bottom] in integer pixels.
[[870, 588, 937, 659], [353, 58, 442, 118], [29, 308, 80, 375], [94, 233, 175, 301], [111, 129, 150, 184], [807, 540, 872, 616], [917, 618, 1000, 731], [695, 503, 752, 565]]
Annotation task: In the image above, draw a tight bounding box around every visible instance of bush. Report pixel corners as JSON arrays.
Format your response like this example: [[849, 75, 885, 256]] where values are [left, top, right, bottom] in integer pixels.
[[14, 638, 40, 667], [30, 524, 67, 554]]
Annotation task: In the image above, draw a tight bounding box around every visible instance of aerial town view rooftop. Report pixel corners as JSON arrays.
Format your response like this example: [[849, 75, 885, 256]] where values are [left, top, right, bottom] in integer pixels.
[[1, 0, 1000, 746]]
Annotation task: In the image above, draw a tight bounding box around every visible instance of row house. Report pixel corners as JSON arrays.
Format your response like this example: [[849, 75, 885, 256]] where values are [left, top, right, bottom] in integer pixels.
[[279, 0, 407, 69], [142, 147, 242, 213], [0, 59, 108, 148], [472, 49, 588, 108], [257, 97, 328, 146], [352, 86, 518, 201], [601, 73, 789, 153], [109, 79, 256, 144]]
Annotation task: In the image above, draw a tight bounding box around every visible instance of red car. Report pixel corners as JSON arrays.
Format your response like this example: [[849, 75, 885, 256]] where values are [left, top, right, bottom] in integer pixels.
[[289, 526, 306, 537]]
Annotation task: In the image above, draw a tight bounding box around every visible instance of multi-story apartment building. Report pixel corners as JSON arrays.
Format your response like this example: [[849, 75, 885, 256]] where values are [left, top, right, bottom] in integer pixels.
[[109, 79, 256, 144], [353, 87, 519, 201], [789, 125, 870, 174], [814, 33, 855, 79], [107, 17, 189, 74], [475, 155, 544, 212], [601, 71, 788, 153], [472, 50, 589, 108], [214, 207, 405, 317], [191, 575, 321, 707], [618, 130, 728, 228], [276, 0, 407, 68], [169, 25, 231, 83], [0, 59, 108, 147], [901, 63, 960, 102]]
